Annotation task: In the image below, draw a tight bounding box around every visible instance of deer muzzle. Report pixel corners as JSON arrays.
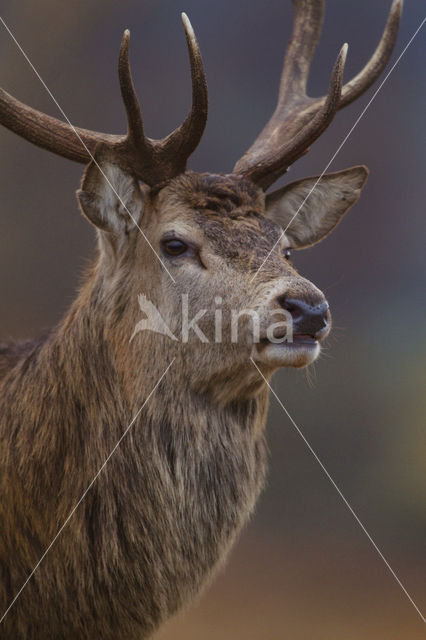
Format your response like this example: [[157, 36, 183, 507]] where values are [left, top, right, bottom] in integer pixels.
[[278, 297, 331, 341]]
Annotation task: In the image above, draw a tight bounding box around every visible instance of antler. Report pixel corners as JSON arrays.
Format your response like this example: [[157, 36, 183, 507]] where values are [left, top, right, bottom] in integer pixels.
[[0, 13, 208, 186], [234, 0, 402, 190]]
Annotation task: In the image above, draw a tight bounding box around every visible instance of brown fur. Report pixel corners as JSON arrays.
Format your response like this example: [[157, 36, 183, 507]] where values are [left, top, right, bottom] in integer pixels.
[[0, 162, 357, 638], [0, 0, 396, 631]]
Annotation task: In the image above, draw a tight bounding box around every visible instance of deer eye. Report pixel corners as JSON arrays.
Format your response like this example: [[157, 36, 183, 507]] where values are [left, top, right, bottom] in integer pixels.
[[162, 238, 189, 256], [283, 248, 291, 260]]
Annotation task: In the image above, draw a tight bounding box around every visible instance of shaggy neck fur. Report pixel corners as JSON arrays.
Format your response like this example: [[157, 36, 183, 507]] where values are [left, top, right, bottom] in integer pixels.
[[0, 258, 269, 640]]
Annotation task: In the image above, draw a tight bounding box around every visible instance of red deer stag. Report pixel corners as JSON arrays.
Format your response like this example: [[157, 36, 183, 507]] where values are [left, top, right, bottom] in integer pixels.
[[0, 1, 401, 638]]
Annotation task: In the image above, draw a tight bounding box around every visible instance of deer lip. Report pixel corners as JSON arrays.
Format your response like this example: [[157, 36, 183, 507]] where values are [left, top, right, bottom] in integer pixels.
[[259, 333, 318, 347], [291, 334, 318, 345]]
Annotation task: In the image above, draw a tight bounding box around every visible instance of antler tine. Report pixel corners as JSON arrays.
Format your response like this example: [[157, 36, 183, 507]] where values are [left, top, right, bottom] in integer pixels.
[[278, 0, 325, 103], [118, 30, 147, 147], [114, 29, 159, 183], [234, 0, 402, 190], [339, 0, 403, 108], [160, 14, 208, 170], [0, 15, 208, 186]]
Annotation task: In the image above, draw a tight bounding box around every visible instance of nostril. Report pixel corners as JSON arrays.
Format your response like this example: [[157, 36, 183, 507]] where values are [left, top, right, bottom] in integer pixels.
[[284, 302, 296, 314], [278, 296, 302, 320], [277, 296, 330, 338]]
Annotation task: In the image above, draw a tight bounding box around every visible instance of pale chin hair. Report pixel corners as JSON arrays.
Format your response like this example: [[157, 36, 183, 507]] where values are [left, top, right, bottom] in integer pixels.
[[251, 342, 320, 369]]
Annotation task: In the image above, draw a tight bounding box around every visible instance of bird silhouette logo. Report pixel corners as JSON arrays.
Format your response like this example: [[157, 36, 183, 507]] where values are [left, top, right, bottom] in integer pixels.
[[130, 294, 177, 342]]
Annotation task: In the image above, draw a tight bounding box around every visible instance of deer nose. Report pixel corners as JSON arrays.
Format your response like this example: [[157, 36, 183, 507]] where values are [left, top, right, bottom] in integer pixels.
[[278, 297, 330, 339]]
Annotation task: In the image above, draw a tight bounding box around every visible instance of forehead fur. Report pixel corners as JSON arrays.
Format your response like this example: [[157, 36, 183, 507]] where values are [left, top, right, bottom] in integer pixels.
[[157, 172, 283, 270], [170, 172, 264, 216]]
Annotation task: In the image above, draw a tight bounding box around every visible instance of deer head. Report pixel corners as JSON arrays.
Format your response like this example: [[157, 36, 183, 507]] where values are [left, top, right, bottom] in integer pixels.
[[0, 2, 402, 391]]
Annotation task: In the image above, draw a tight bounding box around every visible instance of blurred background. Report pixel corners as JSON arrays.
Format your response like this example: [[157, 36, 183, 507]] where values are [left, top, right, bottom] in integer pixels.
[[0, 0, 425, 637]]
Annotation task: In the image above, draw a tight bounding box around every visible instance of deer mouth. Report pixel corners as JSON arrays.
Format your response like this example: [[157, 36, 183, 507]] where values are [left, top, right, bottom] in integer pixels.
[[254, 333, 320, 368], [259, 333, 318, 348], [289, 334, 318, 346]]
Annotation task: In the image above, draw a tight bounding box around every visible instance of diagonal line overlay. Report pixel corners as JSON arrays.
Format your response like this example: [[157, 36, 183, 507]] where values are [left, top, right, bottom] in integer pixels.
[[251, 357, 426, 625], [0, 359, 175, 625]]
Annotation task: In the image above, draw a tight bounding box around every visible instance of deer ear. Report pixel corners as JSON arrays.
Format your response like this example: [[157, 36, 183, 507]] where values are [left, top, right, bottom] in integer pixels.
[[76, 147, 146, 235], [265, 166, 368, 249]]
